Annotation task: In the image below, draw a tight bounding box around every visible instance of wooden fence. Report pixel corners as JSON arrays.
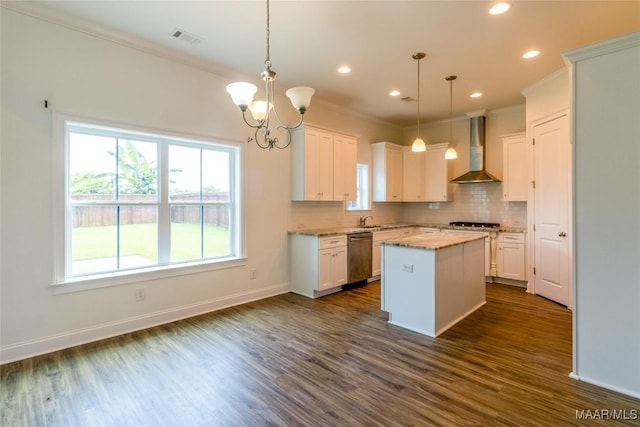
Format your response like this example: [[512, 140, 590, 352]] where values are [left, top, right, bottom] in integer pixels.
[[72, 193, 230, 227]]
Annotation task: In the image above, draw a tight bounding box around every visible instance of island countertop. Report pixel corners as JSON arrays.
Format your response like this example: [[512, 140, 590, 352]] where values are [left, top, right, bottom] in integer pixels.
[[382, 232, 486, 250]]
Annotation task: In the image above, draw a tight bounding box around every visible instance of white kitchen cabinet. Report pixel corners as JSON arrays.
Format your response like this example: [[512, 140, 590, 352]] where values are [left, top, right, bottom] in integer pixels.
[[402, 149, 425, 202], [291, 125, 358, 202], [291, 126, 333, 201], [497, 232, 526, 280], [318, 242, 348, 290], [372, 142, 403, 202], [502, 132, 528, 201], [289, 234, 348, 298], [424, 143, 453, 202], [333, 135, 358, 201], [372, 227, 415, 277]]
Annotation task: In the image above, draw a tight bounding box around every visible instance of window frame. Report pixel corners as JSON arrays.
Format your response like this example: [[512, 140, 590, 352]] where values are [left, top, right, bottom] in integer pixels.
[[52, 113, 246, 294], [346, 163, 371, 212]]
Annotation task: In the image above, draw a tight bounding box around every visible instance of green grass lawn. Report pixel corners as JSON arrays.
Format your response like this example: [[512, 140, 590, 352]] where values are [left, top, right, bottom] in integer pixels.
[[72, 223, 230, 262]]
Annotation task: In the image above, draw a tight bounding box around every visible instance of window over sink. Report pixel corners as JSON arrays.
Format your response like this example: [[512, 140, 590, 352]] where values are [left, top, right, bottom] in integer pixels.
[[346, 163, 370, 211]]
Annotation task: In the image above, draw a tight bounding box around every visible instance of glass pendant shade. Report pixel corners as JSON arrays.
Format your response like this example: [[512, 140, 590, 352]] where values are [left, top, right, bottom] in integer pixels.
[[412, 137, 426, 152], [286, 87, 315, 113], [445, 147, 458, 159], [226, 82, 258, 108], [248, 101, 273, 122]]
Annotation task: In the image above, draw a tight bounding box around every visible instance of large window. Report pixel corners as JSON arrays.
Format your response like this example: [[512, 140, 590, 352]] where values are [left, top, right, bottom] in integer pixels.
[[62, 120, 241, 282]]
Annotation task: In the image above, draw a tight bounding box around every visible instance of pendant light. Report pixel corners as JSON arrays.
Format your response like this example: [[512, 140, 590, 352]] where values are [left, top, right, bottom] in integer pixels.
[[411, 53, 426, 152], [226, 0, 314, 150], [444, 75, 459, 160]]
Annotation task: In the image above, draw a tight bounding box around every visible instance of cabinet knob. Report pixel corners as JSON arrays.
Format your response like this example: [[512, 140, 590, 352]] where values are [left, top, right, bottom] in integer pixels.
[[558, 231, 567, 237]]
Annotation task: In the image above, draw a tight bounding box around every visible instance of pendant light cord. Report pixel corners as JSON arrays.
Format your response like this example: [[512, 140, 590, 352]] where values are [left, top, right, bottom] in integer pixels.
[[416, 57, 421, 137], [449, 77, 453, 141]]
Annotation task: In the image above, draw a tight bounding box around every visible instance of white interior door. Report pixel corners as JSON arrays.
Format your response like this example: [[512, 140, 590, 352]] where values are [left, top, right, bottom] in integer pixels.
[[533, 114, 570, 306]]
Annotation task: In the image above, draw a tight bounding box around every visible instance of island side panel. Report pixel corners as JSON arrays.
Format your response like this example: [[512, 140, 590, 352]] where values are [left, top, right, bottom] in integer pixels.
[[382, 244, 437, 337], [433, 244, 466, 336], [433, 238, 486, 336], [462, 239, 486, 315]]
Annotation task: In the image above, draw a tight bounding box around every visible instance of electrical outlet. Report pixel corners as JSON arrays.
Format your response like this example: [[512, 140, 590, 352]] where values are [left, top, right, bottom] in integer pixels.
[[135, 288, 146, 302], [249, 268, 257, 280], [402, 264, 414, 273]]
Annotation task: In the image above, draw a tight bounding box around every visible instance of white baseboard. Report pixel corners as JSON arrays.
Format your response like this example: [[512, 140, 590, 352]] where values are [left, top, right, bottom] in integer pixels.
[[0, 282, 289, 364], [569, 372, 640, 399]]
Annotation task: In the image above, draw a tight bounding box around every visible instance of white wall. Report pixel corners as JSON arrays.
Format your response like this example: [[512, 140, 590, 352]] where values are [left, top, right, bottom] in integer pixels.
[[521, 68, 570, 125], [0, 7, 400, 362], [402, 106, 527, 226], [565, 32, 640, 398]]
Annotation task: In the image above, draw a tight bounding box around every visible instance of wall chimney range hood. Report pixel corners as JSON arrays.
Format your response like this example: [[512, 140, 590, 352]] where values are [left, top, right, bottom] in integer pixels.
[[450, 111, 501, 184]]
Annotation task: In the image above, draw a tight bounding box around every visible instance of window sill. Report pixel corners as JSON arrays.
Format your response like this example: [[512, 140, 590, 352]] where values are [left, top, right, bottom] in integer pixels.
[[51, 257, 247, 295]]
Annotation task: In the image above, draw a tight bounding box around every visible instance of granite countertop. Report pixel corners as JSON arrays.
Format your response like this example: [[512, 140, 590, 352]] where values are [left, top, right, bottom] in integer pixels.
[[289, 223, 526, 237], [382, 232, 487, 250], [288, 223, 418, 237], [419, 223, 526, 233]]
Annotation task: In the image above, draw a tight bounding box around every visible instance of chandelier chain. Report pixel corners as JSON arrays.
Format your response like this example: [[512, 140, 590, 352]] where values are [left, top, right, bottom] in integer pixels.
[[265, 0, 271, 69]]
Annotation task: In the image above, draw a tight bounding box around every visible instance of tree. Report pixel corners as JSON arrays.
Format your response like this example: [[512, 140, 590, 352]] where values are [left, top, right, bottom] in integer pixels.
[[71, 171, 114, 195], [113, 140, 157, 195]]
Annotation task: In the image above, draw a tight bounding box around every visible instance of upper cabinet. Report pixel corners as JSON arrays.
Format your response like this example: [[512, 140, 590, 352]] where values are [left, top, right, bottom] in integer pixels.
[[333, 135, 358, 201], [502, 132, 528, 201], [291, 125, 358, 201], [424, 143, 453, 202], [372, 142, 404, 202], [402, 149, 425, 202]]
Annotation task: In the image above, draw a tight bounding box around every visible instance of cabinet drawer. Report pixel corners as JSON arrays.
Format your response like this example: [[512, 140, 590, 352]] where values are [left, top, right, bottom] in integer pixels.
[[499, 233, 525, 243], [319, 235, 348, 249]]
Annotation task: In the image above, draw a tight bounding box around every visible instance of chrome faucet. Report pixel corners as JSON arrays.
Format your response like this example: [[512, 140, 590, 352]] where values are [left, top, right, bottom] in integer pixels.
[[360, 215, 374, 226]]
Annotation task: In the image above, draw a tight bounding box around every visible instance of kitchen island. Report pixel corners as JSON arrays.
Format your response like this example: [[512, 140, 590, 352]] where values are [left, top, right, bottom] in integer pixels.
[[381, 232, 486, 337]]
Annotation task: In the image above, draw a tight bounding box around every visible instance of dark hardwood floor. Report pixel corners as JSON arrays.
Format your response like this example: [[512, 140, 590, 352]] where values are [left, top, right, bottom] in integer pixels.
[[2, 282, 639, 426]]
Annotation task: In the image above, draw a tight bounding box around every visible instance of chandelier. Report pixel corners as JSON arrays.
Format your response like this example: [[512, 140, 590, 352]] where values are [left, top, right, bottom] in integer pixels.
[[225, 0, 314, 150]]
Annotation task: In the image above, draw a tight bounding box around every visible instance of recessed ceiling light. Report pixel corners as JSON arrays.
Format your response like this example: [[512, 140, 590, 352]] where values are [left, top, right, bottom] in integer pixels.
[[522, 50, 540, 59], [489, 2, 511, 15], [470, 92, 483, 98], [338, 65, 351, 74], [389, 90, 400, 97]]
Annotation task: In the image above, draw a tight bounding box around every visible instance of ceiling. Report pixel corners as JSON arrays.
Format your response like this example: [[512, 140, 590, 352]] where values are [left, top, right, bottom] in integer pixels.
[[11, 1, 640, 127]]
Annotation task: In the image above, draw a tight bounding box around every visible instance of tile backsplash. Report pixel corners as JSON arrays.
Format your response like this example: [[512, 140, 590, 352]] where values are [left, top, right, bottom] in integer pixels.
[[289, 183, 527, 231], [402, 182, 527, 227]]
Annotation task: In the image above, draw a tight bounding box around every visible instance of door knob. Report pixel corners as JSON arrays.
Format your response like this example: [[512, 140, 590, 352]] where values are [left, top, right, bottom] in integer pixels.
[[558, 231, 567, 237]]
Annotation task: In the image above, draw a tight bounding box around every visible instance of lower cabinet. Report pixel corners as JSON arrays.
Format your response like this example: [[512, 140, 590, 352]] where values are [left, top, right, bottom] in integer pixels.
[[372, 227, 415, 277], [318, 243, 348, 291], [290, 234, 348, 298], [497, 232, 526, 281]]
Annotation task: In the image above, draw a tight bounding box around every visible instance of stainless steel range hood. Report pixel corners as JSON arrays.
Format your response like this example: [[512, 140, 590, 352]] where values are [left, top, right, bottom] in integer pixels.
[[451, 112, 501, 184]]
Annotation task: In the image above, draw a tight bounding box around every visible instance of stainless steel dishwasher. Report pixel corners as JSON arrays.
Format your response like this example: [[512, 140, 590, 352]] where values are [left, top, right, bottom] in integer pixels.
[[347, 232, 373, 284]]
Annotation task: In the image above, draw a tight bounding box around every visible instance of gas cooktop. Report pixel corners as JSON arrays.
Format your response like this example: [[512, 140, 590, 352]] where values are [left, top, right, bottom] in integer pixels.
[[449, 221, 500, 229]]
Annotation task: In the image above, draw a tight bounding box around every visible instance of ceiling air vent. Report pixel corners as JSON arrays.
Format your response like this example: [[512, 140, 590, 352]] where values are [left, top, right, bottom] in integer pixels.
[[400, 96, 416, 103], [170, 28, 203, 45]]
